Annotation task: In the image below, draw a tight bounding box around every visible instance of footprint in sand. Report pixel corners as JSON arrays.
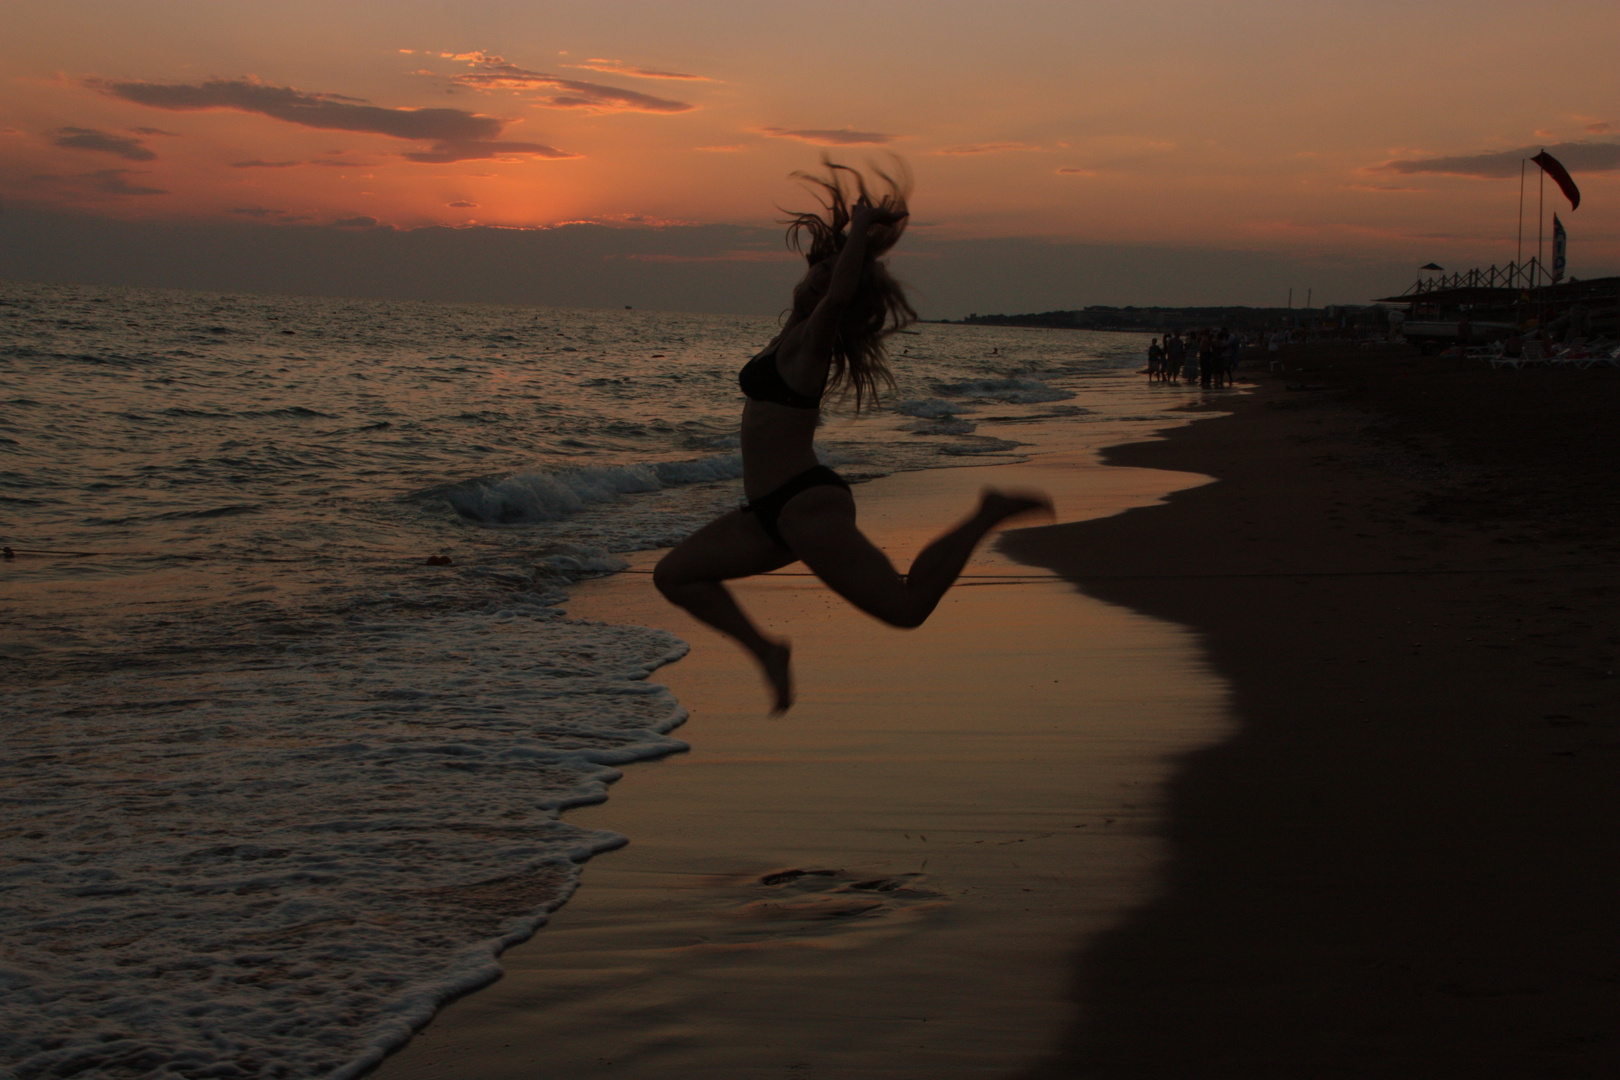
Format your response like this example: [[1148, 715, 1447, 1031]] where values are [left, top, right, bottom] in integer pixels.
[[730, 868, 946, 923]]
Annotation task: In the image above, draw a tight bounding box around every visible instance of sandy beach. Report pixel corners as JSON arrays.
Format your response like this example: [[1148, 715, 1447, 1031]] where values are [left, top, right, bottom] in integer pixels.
[[374, 344, 1620, 1078]]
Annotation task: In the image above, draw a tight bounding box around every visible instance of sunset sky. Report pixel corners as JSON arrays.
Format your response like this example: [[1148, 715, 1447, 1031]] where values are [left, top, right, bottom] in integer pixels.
[[4, 0, 1617, 314]]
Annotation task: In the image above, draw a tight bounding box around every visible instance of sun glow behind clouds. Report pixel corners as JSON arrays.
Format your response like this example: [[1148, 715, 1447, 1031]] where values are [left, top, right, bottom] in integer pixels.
[[1, 0, 1617, 295]]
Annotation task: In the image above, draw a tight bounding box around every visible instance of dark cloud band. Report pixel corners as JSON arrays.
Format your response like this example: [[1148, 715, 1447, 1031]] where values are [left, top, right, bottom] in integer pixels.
[[402, 140, 579, 163], [759, 127, 898, 146], [51, 127, 156, 161], [1380, 140, 1620, 178], [30, 168, 167, 197], [91, 77, 501, 142], [87, 76, 576, 163]]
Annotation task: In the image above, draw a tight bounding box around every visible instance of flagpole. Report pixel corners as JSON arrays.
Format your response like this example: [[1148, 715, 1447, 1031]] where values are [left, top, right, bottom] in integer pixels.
[[1517, 158, 1525, 274], [1536, 162, 1545, 327]]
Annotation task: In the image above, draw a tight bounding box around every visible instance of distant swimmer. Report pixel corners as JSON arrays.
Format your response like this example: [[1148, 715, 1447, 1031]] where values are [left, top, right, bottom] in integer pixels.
[[654, 158, 1052, 713]]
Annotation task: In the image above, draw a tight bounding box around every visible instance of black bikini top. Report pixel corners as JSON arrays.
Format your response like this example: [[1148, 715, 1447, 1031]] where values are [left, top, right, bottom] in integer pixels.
[[739, 343, 822, 409]]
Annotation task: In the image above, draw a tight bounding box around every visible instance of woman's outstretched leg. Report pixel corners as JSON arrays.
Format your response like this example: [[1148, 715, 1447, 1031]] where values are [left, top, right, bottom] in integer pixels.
[[903, 489, 1052, 612], [653, 510, 798, 712], [779, 486, 1052, 629]]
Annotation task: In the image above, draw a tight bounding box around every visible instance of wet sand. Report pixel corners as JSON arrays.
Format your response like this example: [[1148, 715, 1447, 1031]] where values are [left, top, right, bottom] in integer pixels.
[[370, 436, 1233, 1079], [1004, 344, 1620, 1077]]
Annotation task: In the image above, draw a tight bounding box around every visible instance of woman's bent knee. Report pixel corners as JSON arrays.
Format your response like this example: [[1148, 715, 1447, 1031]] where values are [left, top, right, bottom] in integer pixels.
[[652, 555, 685, 601], [865, 595, 931, 630]]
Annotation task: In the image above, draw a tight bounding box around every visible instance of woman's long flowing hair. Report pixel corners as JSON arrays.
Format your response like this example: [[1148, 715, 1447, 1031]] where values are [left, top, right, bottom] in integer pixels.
[[781, 156, 917, 412]]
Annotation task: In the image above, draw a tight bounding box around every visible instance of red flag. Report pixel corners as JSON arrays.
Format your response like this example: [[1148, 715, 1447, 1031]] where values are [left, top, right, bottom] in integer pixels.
[[1532, 150, 1581, 210]]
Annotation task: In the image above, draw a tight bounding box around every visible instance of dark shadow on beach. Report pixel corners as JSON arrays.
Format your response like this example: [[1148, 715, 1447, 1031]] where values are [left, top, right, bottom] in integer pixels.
[[1000, 345, 1620, 1078]]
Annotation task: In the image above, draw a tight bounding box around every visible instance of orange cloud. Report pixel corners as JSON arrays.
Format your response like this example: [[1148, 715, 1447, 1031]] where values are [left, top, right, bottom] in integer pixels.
[[935, 142, 1039, 155], [559, 213, 702, 228], [440, 53, 695, 113], [759, 127, 898, 145], [568, 59, 716, 82], [1055, 167, 1097, 176]]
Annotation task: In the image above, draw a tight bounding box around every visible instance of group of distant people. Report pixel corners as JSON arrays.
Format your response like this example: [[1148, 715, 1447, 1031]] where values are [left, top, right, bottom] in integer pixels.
[[1145, 329, 1245, 387]]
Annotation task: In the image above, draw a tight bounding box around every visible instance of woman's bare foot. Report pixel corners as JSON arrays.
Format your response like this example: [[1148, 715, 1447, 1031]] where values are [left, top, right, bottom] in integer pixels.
[[978, 488, 1055, 527], [761, 639, 794, 715]]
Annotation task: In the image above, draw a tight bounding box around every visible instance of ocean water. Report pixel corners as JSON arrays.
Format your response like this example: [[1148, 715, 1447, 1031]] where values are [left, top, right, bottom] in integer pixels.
[[0, 279, 1171, 1078]]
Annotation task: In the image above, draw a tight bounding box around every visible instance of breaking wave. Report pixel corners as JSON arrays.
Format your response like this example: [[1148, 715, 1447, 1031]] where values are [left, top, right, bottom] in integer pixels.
[[442, 454, 745, 524]]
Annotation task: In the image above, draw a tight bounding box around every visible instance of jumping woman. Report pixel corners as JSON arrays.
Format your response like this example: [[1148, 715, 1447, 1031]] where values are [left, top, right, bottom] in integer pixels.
[[653, 160, 1052, 712]]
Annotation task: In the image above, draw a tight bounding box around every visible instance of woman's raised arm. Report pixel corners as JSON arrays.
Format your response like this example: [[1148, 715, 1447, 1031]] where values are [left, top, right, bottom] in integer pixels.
[[797, 198, 907, 355]]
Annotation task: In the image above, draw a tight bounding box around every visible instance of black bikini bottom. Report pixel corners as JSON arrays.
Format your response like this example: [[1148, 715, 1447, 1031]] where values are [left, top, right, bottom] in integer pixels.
[[741, 465, 850, 546]]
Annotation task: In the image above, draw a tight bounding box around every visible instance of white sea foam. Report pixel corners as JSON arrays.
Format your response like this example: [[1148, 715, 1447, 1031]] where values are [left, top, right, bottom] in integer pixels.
[[902, 417, 978, 436], [531, 543, 632, 581], [892, 397, 970, 419], [652, 454, 747, 485], [939, 437, 1025, 455], [2, 602, 688, 1079], [444, 454, 745, 525]]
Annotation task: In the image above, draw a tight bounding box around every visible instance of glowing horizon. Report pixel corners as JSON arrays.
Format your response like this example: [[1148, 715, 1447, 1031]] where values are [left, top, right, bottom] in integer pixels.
[[4, 0, 1617, 304]]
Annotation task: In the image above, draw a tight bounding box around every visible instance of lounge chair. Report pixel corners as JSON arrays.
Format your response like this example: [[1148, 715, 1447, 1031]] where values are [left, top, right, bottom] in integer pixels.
[[1485, 343, 1517, 370]]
